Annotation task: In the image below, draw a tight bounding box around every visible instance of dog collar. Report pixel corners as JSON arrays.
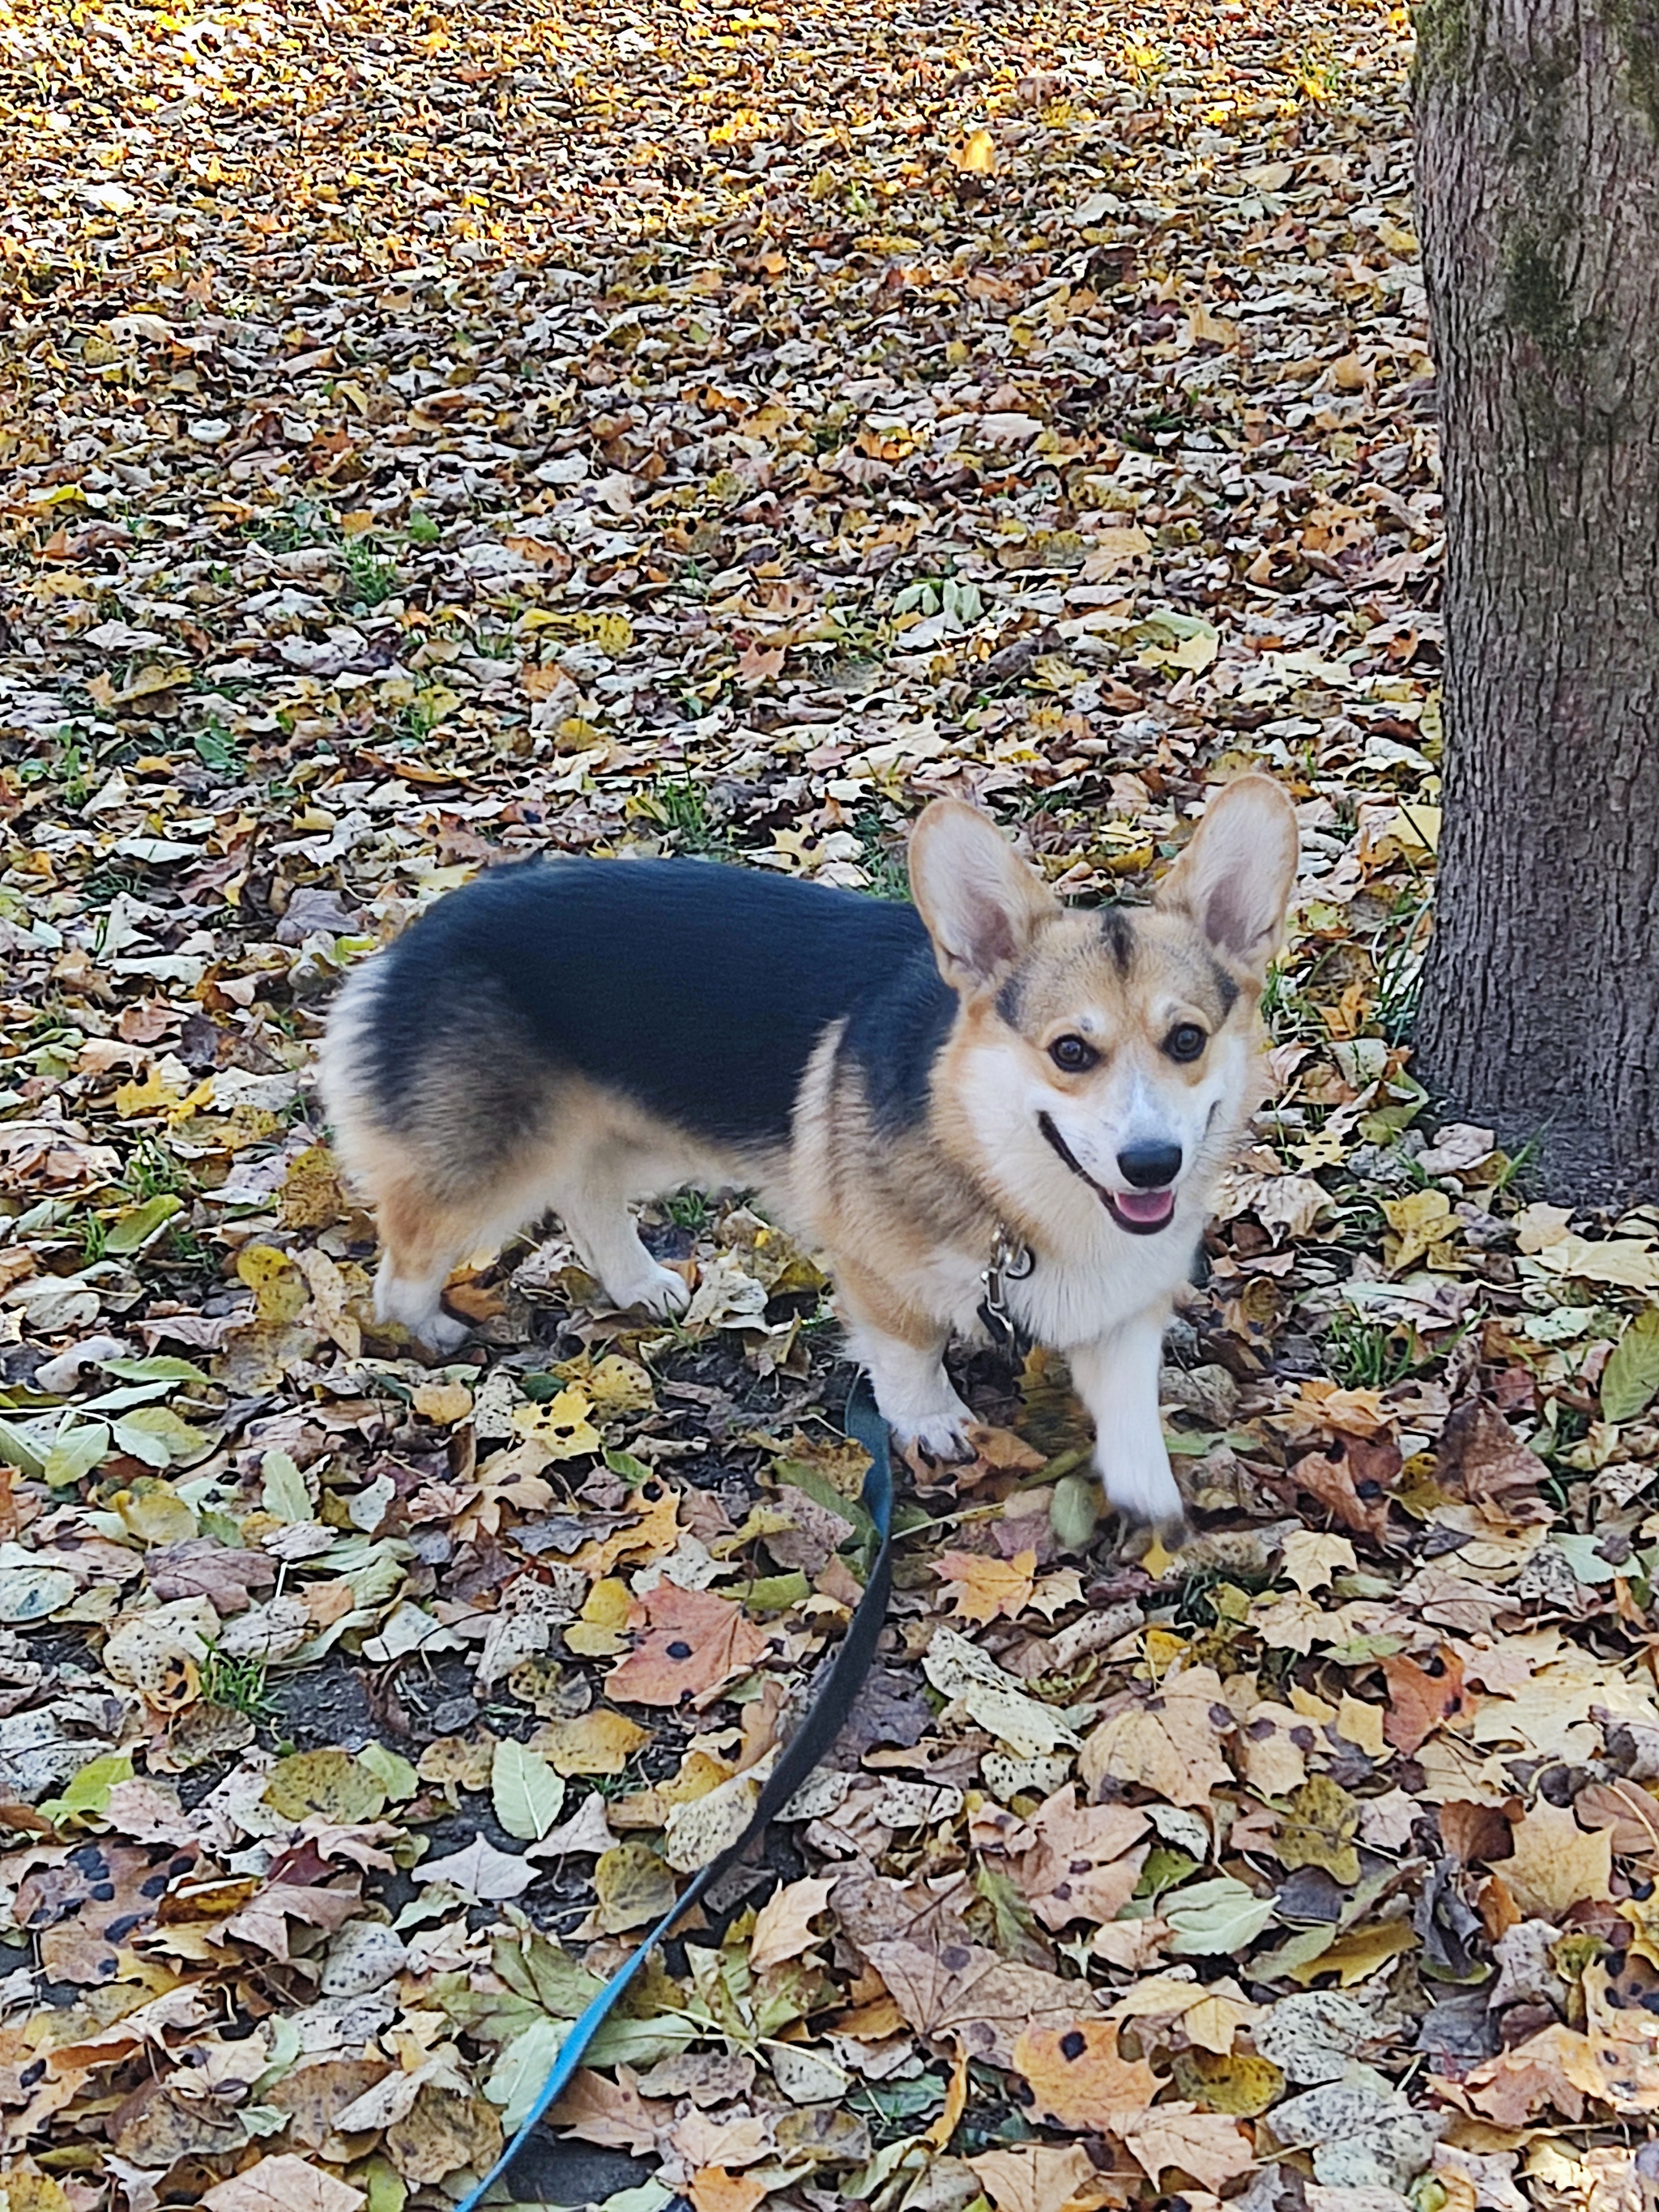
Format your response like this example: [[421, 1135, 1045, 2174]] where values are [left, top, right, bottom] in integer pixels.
[[978, 1222, 1034, 1357]]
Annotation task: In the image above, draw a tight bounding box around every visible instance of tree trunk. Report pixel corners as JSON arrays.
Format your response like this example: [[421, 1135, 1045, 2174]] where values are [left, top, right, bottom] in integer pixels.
[[1412, 0, 1659, 1201]]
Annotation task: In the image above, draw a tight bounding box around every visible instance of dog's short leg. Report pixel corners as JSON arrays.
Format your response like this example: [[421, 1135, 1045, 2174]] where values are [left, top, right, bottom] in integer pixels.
[[1068, 1311, 1185, 1532], [556, 1158, 689, 1320], [371, 1183, 480, 1355], [838, 1268, 972, 1460]]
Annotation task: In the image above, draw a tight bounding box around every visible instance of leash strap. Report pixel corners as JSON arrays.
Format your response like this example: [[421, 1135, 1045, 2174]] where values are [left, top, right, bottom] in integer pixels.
[[453, 1378, 896, 2212]]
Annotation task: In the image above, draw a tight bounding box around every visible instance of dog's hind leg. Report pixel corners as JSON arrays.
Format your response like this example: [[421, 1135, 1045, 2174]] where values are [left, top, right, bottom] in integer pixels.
[[552, 1143, 690, 1319]]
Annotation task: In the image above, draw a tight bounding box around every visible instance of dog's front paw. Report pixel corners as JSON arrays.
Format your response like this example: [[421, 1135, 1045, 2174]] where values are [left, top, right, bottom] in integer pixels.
[[892, 1402, 978, 1466], [1098, 1448, 1186, 1536], [608, 1263, 691, 1320], [415, 1309, 472, 1357]]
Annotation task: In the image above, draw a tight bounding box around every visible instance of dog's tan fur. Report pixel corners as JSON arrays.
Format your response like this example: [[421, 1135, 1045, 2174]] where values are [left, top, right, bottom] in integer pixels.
[[322, 775, 1299, 1527]]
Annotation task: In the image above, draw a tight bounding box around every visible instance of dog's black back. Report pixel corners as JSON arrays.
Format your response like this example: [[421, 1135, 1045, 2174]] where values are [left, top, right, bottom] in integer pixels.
[[360, 856, 953, 1145]]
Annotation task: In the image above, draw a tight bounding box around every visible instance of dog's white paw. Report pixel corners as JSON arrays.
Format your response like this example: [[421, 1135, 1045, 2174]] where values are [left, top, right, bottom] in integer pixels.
[[889, 1400, 978, 1465], [1098, 1448, 1185, 1532], [608, 1263, 691, 1320], [376, 1268, 470, 1354], [416, 1309, 471, 1357]]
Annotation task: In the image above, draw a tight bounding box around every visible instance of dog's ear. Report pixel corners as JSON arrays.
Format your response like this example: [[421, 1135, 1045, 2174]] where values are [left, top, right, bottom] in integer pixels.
[[1156, 775, 1299, 978], [909, 799, 1057, 995]]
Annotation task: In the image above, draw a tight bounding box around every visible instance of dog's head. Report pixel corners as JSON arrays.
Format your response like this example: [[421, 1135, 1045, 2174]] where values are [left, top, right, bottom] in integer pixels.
[[911, 777, 1299, 1240]]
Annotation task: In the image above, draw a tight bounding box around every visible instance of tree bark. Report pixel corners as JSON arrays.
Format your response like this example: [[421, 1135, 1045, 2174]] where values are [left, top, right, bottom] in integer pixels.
[[1413, 0, 1659, 1200]]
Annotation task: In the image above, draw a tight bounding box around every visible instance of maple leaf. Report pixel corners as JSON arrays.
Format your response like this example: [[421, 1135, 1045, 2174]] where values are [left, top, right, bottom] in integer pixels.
[[202, 2157, 364, 2212], [748, 1874, 836, 1971], [968, 2144, 1097, 2212], [605, 1583, 774, 1706], [1115, 2104, 1255, 2192], [1382, 1646, 1469, 1754], [1503, 1797, 1612, 1920], [933, 1545, 1038, 1623]]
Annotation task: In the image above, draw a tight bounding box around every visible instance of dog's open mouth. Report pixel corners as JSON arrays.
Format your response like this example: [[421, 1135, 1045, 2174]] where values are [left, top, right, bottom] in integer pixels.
[[1039, 1114, 1177, 1236], [1104, 1187, 1176, 1234]]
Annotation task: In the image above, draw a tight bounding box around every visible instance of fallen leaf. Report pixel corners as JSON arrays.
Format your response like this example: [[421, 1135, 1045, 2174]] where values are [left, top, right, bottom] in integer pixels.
[[933, 1546, 1038, 1623], [606, 1583, 773, 1706], [203, 2156, 365, 2212], [1503, 1797, 1612, 1920], [1079, 1664, 1233, 1808], [416, 1835, 535, 1901], [1382, 1647, 1468, 1755], [968, 2144, 1097, 2212], [749, 1874, 837, 1971], [1013, 2018, 1159, 2129]]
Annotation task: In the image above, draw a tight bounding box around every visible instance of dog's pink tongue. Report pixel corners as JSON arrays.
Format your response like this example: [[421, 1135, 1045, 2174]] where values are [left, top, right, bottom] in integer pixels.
[[1115, 1188, 1175, 1225]]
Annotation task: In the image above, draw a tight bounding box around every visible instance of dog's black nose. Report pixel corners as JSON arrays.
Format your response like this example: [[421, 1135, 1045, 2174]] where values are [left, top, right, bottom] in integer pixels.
[[1118, 1142, 1182, 1188]]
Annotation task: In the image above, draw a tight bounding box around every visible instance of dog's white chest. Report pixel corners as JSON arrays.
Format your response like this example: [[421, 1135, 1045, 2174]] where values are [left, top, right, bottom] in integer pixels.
[[1002, 1230, 1197, 1352]]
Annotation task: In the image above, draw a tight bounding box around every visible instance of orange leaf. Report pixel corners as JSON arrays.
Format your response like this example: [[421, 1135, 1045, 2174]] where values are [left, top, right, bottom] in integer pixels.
[[1382, 1646, 1468, 1754], [689, 2172, 768, 2212], [934, 1547, 1038, 1623], [606, 1583, 774, 1707], [1013, 2019, 1159, 2131]]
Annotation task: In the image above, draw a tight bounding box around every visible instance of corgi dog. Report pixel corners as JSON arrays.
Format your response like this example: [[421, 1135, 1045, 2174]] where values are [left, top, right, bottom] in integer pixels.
[[320, 774, 1298, 1532]]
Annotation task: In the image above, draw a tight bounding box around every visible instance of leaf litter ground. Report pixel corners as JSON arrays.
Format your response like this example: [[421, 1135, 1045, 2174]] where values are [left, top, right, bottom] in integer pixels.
[[3, 3, 1659, 2212]]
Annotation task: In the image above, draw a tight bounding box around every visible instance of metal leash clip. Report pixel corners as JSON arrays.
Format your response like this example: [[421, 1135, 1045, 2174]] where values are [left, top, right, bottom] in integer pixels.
[[977, 1225, 1034, 1357]]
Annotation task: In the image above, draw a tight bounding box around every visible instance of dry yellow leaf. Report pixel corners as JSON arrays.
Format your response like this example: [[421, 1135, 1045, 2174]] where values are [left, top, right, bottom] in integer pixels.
[[565, 1576, 633, 1659], [953, 127, 998, 174], [1079, 1664, 1232, 1809], [531, 1707, 650, 1775], [1337, 1694, 1388, 1758], [1505, 1797, 1613, 1920], [413, 1380, 474, 1424]]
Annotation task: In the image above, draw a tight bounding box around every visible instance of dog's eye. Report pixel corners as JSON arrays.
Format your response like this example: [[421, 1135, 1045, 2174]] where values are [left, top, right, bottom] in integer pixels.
[[1048, 1034, 1098, 1073], [1164, 1023, 1207, 1063]]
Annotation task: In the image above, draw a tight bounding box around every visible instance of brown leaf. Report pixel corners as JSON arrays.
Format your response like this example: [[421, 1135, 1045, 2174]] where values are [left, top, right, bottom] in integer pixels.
[[1439, 1800, 1516, 1866], [110, 2076, 250, 2165], [266, 2058, 394, 2150], [1114, 2103, 1255, 2191], [862, 1933, 1086, 2066], [967, 2144, 1098, 2212], [385, 2084, 504, 2184], [550, 2066, 667, 2154], [18, 1841, 193, 1988], [1287, 1435, 1397, 1540], [1436, 1400, 1546, 1503], [1010, 1788, 1149, 1932], [1575, 1779, 1659, 1858], [1503, 1798, 1612, 1920], [1460, 2022, 1594, 2125], [1078, 1664, 1234, 1808]]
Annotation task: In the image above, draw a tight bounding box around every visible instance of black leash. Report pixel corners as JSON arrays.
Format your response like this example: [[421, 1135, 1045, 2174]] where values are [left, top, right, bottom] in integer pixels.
[[453, 1377, 896, 2211]]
